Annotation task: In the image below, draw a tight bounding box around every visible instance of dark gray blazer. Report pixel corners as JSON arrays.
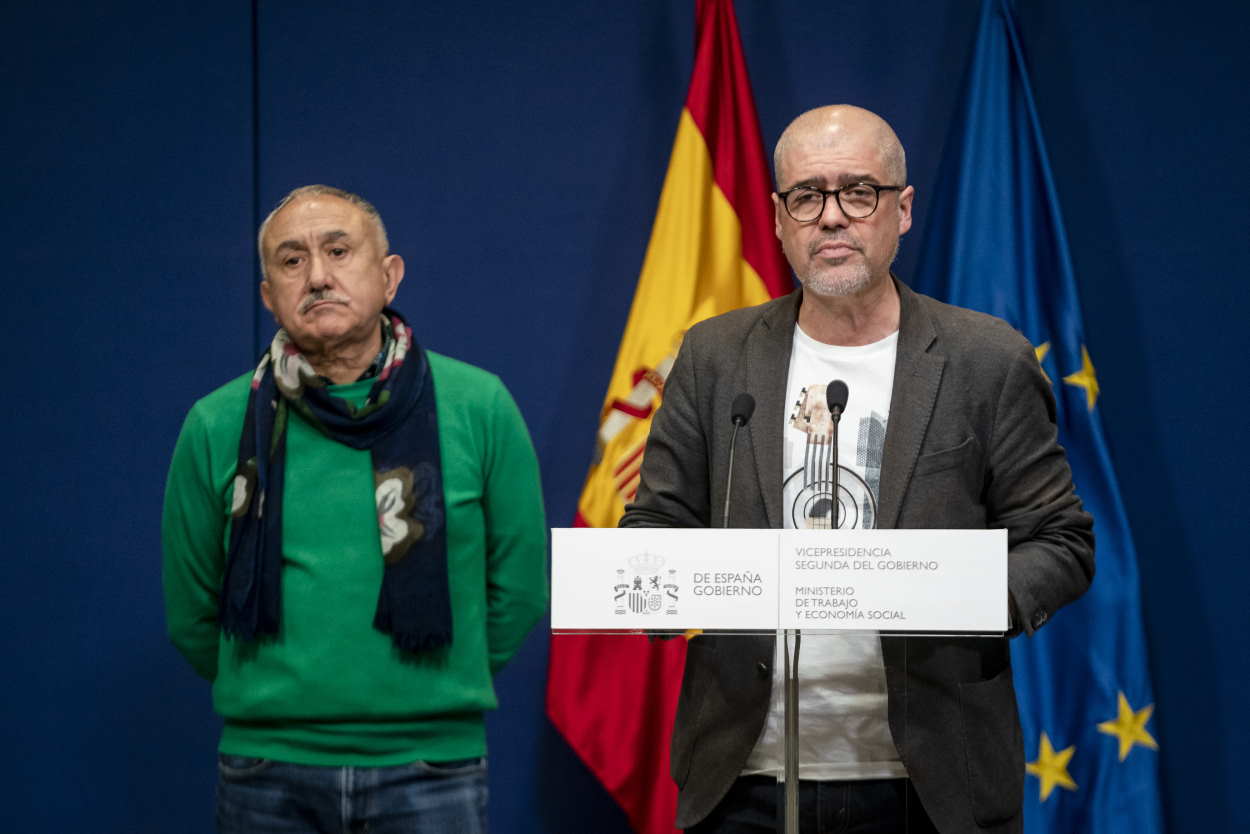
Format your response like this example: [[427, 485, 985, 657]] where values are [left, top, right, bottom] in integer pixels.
[[620, 281, 1094, 833]]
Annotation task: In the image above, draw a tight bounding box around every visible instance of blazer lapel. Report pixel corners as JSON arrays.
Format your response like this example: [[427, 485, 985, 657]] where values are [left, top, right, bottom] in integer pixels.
[[877, 281, 945, 530], [745, 291, 800, 530]]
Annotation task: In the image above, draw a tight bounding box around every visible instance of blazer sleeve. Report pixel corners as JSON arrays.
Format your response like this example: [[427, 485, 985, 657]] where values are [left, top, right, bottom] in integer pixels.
[[988, 342, 1095, 636]]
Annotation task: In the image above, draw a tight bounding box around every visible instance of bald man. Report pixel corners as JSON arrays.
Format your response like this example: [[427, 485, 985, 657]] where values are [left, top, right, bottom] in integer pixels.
[[163, 185, 548, 833], [621, 106, 1093, 833]]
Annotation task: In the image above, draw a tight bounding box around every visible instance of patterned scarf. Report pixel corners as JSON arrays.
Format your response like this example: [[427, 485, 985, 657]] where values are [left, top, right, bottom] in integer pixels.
[[220, 308, 450, 652]]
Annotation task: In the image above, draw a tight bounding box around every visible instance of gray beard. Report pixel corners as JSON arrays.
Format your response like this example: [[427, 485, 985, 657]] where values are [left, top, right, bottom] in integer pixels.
[[799, 236, 900, 298], [801, 263, 874, 297]]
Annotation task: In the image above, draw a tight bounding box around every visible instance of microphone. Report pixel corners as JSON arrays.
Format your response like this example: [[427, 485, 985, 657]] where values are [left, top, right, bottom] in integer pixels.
[[722, 393, 755, 528], [825, 380, 848, 528], [826, 379, 848, 422], [730, 392, 756, 427]]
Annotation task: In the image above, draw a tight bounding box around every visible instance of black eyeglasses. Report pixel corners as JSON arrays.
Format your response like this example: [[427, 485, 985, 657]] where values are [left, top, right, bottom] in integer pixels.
[[777, 183, 904, 222]]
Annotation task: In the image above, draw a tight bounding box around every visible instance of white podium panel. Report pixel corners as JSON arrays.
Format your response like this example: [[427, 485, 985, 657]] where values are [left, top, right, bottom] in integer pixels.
[[551, 527, 1007, 634], [779, 529, 1007, 632]]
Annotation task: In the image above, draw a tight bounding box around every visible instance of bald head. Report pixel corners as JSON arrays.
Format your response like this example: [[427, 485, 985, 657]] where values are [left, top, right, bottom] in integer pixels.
[[773, 105, 907, 189], [769, 105, 915, 304]]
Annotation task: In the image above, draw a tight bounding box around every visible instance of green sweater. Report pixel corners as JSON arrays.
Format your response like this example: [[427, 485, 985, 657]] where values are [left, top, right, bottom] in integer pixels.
[[162, 352, 547, 765]]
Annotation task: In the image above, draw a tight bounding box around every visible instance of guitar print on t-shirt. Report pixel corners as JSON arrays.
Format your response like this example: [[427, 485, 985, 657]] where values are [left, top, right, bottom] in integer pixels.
[[783, 382, 886, 530]]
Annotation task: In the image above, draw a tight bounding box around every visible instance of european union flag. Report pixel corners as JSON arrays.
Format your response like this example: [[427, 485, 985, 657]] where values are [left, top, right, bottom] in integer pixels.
[[912, 0, 1164, 830]]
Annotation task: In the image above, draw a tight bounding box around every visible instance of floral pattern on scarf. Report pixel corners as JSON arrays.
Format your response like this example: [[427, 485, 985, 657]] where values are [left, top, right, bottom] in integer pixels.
[[376, 467, 422, 563]]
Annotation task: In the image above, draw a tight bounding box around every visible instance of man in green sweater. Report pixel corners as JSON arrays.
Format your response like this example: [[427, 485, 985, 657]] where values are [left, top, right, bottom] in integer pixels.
[[162, 185, 548, 833]]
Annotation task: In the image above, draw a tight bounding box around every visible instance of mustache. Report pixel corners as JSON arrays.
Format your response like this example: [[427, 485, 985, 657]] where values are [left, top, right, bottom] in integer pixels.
[[809, 234, 861, 255], [298, 290, 350, 314]]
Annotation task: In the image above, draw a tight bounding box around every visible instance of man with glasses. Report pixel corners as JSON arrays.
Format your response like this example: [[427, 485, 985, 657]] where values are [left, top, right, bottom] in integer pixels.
[[622, 106, 1093, 832]]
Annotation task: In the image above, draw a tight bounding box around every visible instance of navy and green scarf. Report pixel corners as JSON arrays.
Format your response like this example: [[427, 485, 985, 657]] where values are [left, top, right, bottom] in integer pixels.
[[221, 309, 451, 652]]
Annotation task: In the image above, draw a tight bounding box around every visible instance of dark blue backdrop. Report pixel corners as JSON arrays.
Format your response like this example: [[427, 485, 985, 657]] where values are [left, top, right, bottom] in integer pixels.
[[5, 1, 1247, 831]]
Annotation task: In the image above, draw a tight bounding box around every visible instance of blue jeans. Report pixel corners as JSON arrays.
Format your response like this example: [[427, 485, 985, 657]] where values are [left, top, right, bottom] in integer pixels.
[[215, 755, 487, 834], [687, 776, 938, 834]]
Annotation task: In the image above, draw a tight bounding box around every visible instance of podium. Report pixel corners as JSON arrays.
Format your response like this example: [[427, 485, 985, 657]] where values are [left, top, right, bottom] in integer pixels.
[[552, 527, 1007, 634], [551, 527, 1007, 832]]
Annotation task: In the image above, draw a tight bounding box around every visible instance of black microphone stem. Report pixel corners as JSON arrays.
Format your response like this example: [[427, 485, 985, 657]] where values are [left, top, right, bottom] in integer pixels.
[[825, 379, 848, 529], [723, 393, 754, 528], [831, 409, 841, 528], [722, 422, 741, 529]]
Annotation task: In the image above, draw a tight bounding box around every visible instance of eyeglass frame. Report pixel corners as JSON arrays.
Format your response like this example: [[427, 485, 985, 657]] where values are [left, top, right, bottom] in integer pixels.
[[776, 182, 905, 222]]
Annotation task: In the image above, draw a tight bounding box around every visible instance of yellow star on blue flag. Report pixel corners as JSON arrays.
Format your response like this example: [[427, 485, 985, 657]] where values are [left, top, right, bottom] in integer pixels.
[[1064, 346, 1100, 410], [1026, 732, 1078, 801], [1097, 692, 1158, 761]]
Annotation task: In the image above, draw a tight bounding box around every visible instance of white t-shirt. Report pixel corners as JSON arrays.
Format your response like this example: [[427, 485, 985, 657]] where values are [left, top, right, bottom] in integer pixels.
[[742, 323, 906, 781]]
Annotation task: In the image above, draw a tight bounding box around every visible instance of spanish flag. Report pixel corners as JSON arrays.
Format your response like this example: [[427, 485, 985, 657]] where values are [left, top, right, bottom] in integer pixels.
[[546, 1, 789, 830]]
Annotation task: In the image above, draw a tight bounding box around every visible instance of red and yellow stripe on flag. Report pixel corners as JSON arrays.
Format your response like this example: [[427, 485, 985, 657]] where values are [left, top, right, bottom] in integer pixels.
[[546, 2, 789, 831]]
